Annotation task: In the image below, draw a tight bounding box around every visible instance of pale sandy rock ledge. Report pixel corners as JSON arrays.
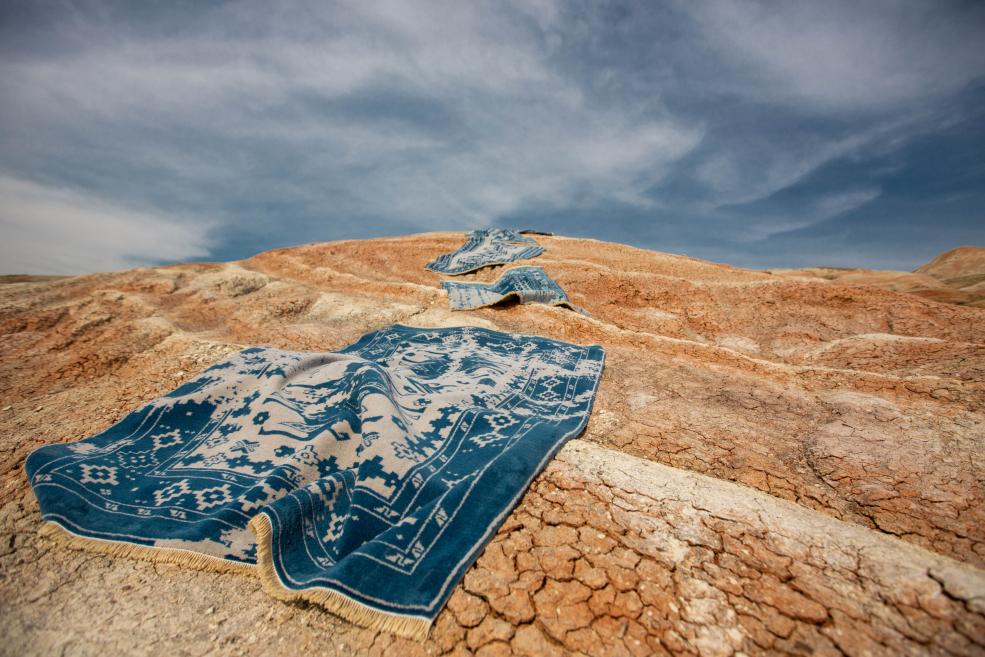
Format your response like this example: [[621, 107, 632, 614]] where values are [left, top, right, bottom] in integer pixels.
[[1, 233, 983, 656]]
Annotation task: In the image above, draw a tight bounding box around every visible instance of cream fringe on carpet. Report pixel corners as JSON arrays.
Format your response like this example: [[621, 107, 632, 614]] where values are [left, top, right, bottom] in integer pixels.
[[39, 518, 433, 641]]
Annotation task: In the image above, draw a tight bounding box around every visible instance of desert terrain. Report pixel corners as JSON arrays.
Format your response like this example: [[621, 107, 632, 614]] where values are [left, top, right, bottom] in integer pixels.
[[1, 234, 983, 656], [774, 246, 985, 308]]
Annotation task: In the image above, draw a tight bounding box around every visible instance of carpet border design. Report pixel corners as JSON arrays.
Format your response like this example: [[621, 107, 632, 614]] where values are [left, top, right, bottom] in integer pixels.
[[29, 323, 605, 641]]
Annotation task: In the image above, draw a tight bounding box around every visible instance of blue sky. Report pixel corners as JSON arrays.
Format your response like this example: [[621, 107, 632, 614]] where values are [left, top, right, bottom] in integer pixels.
[[1, 0, 983, 274]]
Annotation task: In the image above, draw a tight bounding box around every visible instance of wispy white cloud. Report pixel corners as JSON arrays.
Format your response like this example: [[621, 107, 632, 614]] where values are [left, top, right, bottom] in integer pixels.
[[0, 0, 981, 272], [0, 0, 702, 237], [694, 132, 872, 208], [0, 177, 213, 274], [679, 0, 985, 212], [683, 0, 985, 113], [812, 187, 882, 220], [722, 186, 882, 243]]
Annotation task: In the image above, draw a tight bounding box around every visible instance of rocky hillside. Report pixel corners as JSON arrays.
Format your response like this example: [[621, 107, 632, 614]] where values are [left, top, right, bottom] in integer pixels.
[[774, 245, 985, 307], [916, 246, 985, 296], [2, 233, 984, 657]]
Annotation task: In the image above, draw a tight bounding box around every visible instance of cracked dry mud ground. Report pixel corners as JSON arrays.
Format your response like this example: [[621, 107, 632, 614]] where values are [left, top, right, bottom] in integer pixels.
[[1, 233, 984, 656]]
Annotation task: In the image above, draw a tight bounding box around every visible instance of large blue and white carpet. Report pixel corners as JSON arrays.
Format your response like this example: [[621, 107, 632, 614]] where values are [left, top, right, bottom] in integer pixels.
[[443, 266, 589, 315], [26, 324, 604, 639], [425, 229, 544, 275]]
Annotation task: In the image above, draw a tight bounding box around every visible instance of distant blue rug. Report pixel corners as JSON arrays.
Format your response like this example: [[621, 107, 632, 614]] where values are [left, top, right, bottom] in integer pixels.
[[443, 266, 589, 315], [426, 229, 544, 275], [26, 324, 604, 639]]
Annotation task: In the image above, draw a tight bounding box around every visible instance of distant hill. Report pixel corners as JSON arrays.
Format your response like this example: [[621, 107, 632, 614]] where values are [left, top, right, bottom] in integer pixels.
[[915, 245, 985, 288], [774, 244, 985, 307]]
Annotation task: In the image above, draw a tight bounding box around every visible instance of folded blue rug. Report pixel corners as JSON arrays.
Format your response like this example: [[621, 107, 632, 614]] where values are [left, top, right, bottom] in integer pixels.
[[26, 324, 604, 639], [425, 229, 544, 275], [443, 266, 589, 315]]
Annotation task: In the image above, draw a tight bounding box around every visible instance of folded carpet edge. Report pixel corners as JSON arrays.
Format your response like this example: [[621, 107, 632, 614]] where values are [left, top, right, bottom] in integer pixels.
[[249, 513, 433, 642], [443, 288, 586, 314], [38, 518, 434, 642]]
